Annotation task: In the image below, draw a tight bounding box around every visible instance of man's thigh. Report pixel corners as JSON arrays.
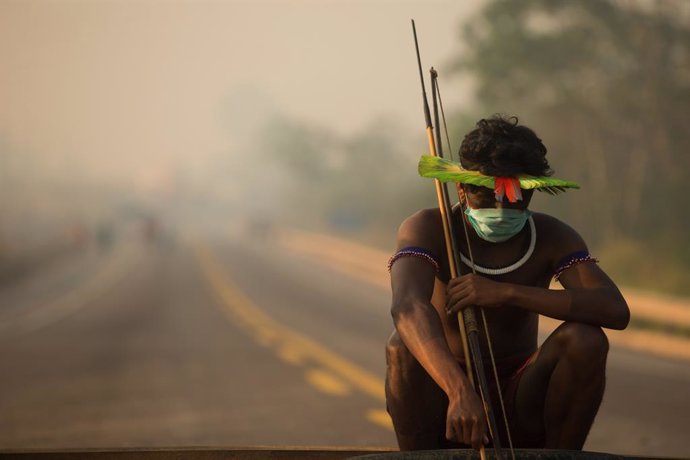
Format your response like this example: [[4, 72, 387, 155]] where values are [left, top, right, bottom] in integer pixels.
[[510, 328, 564, 441], [509, 322, 609, 449]]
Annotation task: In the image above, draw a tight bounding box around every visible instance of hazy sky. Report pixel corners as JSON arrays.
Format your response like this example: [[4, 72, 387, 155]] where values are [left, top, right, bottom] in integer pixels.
[[1, 0, 483, 188]]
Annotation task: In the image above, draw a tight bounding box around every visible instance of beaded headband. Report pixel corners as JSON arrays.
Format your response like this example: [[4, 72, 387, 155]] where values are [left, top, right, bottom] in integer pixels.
[[418, 155, 580, 203]]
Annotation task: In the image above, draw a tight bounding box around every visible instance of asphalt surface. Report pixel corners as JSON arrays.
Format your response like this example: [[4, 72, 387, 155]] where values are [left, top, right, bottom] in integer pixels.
[[0, 229, 688, 457]]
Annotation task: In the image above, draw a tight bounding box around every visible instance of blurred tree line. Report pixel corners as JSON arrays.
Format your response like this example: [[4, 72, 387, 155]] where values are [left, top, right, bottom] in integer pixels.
[[259, 115, 432, 242], [261, 0, 690, 295], [450, 0, 690, 294]]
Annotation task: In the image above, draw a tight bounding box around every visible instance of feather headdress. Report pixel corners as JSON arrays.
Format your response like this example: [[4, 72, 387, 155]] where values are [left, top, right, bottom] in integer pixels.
[[418, 155, 579, 202]]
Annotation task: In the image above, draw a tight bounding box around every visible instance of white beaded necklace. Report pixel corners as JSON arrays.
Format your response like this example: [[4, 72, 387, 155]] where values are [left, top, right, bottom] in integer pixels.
[[458, 216, 536, 276]]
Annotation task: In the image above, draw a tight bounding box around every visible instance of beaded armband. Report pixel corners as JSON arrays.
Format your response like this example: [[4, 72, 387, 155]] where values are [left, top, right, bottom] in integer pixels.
[[387, 246, 440, 273], [553, 250, 599, 281]]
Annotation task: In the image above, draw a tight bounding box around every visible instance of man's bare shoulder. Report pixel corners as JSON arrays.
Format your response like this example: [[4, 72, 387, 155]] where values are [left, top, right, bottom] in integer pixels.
[[396, 208, 445, 252], [533, 212, 584, 240], [401, 208, 442, 227], [533, 211, 589, 265]]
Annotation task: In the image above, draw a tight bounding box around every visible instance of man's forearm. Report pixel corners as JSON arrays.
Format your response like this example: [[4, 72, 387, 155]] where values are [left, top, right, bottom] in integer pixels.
[[506, 284, 629, 329], [393, 302, 473, 396]]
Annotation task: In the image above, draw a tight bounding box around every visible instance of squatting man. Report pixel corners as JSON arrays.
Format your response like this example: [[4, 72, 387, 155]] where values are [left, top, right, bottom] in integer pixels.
[[386, 115, 629, 451]]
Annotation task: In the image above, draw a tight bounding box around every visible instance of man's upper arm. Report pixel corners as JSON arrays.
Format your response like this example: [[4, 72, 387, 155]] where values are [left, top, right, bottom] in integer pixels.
[[390, 211, 442, 309], [546, 216, 629, 328], [548, 218, 618, 291]]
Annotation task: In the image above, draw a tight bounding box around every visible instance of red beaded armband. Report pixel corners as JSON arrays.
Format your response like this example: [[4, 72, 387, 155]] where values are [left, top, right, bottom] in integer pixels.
[[553, 251, 599, 281], [387, 247, 440, 273]]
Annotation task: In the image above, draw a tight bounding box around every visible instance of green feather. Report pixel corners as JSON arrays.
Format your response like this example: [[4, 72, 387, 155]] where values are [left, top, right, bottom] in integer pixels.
[[418, 155, 580, 193], [517, 176, 580, 190], [418, 155, 495, 188]]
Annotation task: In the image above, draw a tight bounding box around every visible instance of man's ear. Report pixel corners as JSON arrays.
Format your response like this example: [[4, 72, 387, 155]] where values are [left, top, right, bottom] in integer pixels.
[[456, 183, 466, 204]]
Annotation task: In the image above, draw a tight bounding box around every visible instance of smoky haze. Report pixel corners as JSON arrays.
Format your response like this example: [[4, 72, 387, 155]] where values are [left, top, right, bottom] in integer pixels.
[[0, 0, 480, 248], [2, 1, 690, 456]]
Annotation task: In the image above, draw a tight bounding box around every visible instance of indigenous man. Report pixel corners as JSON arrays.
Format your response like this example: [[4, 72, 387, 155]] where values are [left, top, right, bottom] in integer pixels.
[[386, 115, 629, 451]]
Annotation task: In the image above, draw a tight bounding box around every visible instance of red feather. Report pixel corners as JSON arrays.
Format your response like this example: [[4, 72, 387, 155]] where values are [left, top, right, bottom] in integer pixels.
[[494, 178, 506, 202], [495, 177, 523, 203]]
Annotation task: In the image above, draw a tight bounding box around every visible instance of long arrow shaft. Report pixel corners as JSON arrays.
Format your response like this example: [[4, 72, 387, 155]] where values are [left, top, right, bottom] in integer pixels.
[[412, 19, 504, 459]]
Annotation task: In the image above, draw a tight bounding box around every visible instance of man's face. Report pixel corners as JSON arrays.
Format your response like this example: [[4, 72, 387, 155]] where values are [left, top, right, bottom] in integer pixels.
[[456, 183, 532, 210]]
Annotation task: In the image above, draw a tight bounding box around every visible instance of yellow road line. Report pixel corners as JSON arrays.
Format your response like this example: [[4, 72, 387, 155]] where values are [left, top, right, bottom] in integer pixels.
[[366, 409, 394, 431], [194, 242, 388, 407], [305, 369, 352, 396], [277, 344, 306, 365]]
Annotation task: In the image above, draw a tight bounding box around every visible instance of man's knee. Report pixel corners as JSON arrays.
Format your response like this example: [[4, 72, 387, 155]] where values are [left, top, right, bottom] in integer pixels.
[[386, 331, 416, 370], [555, 322, 609, 366], [385, 332, 448, 449], [385, 331, 429, 400]]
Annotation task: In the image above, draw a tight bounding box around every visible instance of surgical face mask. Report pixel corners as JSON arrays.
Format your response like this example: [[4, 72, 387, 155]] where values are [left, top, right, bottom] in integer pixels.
[[464, 206, 531, 243]]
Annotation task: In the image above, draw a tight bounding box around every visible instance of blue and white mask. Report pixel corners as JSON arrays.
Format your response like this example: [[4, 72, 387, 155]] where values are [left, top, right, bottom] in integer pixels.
[[464, 207, 531, 243]]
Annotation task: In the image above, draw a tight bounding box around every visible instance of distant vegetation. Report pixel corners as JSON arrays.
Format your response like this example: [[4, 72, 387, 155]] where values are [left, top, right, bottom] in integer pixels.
[[258, 115, 434, 245], [261, 0, 690, 296], [449, 0, 690, 295]]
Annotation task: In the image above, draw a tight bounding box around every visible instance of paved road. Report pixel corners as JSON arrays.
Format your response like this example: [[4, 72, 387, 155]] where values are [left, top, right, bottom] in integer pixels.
[[0, 229, 688, 457]]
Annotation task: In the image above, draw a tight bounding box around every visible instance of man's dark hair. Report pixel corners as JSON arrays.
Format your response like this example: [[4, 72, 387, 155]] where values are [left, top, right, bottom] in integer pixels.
[[459, 115, 552, 178]]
